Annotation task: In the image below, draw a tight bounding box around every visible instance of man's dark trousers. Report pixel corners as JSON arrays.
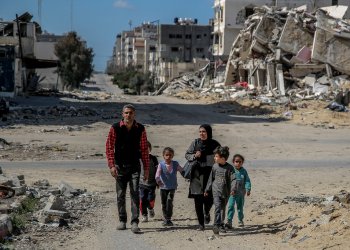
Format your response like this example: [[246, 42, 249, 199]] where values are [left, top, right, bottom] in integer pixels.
[[116, 164, 140, 224]]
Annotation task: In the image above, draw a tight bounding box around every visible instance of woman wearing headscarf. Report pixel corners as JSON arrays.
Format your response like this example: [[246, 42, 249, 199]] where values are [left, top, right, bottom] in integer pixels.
[[185, 124, 221, 230]]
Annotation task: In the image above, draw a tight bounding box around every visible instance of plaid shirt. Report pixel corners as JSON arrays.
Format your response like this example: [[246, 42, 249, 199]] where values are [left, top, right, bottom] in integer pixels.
[[105, 120, 149, 174]]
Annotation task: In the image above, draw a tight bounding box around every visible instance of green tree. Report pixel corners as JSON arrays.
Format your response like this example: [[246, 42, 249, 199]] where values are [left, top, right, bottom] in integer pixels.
[[55, 31, 94, 89]]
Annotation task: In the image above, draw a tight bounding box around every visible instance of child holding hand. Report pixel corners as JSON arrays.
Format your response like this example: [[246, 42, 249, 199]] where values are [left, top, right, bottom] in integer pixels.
[[204, 146, 236, 234], [155, 147, 184, 226]]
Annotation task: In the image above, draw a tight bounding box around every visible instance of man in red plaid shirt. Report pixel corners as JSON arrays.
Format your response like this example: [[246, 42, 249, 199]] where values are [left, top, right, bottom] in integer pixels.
[[106, 104, 149, 233]]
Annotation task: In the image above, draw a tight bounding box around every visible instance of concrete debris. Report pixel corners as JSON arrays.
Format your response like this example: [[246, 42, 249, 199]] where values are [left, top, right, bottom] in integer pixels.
[[154, 6, 350, 114], [0, 169, 104, 245]]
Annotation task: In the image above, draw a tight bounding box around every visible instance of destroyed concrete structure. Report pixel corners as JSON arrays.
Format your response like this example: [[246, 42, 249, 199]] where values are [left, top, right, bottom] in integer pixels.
[[221, 5, 350, 105], [0, 12, 61, 97], [0, 167, 103, 248]]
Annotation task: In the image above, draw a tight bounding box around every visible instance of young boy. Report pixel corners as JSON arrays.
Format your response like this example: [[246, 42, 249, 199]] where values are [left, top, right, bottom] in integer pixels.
[[204, 146, 236, 234], [155, 147, 183, 226], [139, 141, 159, 222], [225, 154, 251, 229]]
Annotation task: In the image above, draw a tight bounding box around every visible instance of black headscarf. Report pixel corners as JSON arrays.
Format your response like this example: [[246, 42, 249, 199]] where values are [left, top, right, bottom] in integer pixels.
[[198, 124, 219, 158], [199, 124, 212, 139]]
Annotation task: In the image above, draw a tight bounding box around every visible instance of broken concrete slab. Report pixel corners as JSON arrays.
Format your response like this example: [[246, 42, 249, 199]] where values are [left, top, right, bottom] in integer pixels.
[[289, 64, 326, 78], [320, 5, 348, 19], [0, 214, 13, 240], [44, 195, 67, 212], [312, 10, 350, 75], [278, 15, 314, 55]]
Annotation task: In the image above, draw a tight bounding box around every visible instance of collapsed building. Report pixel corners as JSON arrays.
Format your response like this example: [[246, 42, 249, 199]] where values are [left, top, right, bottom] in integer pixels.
[[0, 12, 60, 98], [223, 5, 350, 105]]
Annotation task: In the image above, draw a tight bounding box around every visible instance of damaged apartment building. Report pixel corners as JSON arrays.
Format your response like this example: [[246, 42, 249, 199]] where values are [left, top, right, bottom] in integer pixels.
[[0, 12, 60, 97], [109, 18, 213, 85], [221, 4, 350, 105]]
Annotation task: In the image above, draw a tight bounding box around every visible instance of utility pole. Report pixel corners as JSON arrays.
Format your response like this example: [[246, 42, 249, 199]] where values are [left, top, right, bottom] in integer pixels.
[[70, 0, 73, 31], [128, 19, 132, 31], [38, 0, 42, 25]]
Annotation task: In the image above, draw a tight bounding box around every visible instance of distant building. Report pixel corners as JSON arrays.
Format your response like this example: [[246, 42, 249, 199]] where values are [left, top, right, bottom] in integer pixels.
[[153, 18, 212, 84], [110, 23, 157, 73]]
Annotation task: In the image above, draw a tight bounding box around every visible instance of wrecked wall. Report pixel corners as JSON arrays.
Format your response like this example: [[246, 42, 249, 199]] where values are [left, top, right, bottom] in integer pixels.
[[312, 10, 350, 75], [278, 15, 314, 54]]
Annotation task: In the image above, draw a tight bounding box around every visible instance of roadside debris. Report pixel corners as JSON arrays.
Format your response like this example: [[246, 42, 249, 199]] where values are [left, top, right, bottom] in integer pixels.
[[0, 167, 105, 249]]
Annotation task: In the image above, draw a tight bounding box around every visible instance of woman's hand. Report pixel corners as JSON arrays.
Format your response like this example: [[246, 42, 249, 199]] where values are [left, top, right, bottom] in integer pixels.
[[195, 151, 201, 159]]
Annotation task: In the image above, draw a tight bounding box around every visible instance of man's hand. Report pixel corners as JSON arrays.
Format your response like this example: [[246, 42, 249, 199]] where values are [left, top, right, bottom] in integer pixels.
[[204, 192, 208, 197], [157, 180, 164, 187], [247, 190, 251, 196], [110, 166, 118, 178], [231, 191, 236, 196]]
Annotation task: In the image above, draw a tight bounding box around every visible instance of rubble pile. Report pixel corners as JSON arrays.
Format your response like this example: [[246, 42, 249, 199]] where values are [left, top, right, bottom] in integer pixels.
[[0, 168, 105, 248], [278, 190, 350, 245], [225, 5, 350, 105], [0, 104, 116, 125], [156, 5, 350, 114]]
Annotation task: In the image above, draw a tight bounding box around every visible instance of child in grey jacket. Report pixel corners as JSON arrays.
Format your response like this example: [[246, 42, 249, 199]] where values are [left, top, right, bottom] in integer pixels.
[[204, 146, 236, 234]]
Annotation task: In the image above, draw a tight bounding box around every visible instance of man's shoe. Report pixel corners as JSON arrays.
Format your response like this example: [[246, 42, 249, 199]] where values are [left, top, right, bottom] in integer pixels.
[[131, 222, 141, 233], [238, 220, 244, 227], [116, 221, 126, 230], [204, 214, 211, 224], [196, 224, 205, 231], [225, 222, 233, 229], [141, 216, 148, 222], [162, 219, 173, 226], [148, 208, 155, 218]]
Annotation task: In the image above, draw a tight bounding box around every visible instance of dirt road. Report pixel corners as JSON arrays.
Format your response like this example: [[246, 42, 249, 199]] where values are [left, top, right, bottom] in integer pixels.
[[1, 74, 350, 249]]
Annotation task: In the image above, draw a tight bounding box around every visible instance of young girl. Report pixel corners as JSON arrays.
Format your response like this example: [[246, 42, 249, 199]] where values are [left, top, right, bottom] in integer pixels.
[[155, 147, 184, 226], [225, 154, 251, 229], [204, 146, 235, 234]]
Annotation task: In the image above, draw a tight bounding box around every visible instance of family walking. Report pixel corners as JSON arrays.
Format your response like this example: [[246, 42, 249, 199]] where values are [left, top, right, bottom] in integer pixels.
[[106, 104, 251, 234]]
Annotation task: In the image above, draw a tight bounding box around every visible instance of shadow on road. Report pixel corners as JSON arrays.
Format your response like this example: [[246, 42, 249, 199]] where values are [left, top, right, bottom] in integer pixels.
[[1, 94, 287, 127]]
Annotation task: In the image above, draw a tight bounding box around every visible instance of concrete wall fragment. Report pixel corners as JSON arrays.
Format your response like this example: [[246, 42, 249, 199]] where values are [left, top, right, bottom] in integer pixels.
[[278, 15, 314, 54], [311, 11, 350, 75]]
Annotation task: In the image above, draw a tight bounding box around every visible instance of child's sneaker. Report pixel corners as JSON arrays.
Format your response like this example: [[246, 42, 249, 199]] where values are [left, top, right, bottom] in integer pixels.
[[212, 226, 220, 235], [141, 215, 148, 222], [219, 225, 226, 233], [225, 222, 233, 229], [238, 220, 244, 227], [148, 208, 155, 218]]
